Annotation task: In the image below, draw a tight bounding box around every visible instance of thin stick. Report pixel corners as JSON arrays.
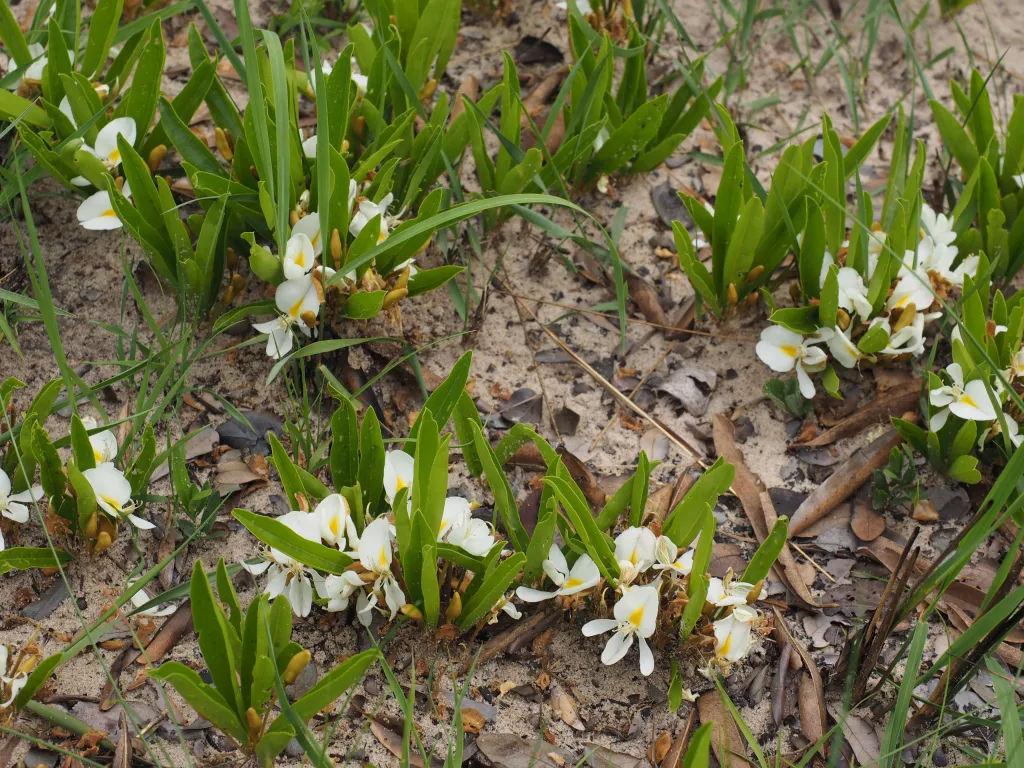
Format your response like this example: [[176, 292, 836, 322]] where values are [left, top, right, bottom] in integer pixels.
[[515, 298, 708, 467]]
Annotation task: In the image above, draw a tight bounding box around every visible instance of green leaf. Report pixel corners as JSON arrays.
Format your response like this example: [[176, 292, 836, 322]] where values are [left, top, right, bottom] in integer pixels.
[[542, 473, 619, 582], [80, 0, 125, 78], [0, 547, 72, 573], [344, 290, 386, 319], [267, 432, 304, 509], [330, 397, 359, 490], [67, 459, 96, 535], [150, 660, 248, 745], [187, 560, 243, 720], [406, 265, 463, 297], [819, 265, 839, 328], [232, 508, 353, 574], [408, 350, 472, 446], [455, 552, 526, 630], [741, 516, 788, 584], [358, 408, 385, 513], [123, 22, 165, 149], [857, 323, 890, 354], [14, 652, 62, 709], [930, 99, 979, 176], [157, 96, 225, 176], [663, 457, 733, 546], [32, 422, 65, 498], [451, 392, 484, 478], [667, 659, 684, 712], [947, 454, 981, 484], [470, 420, 529, 553], [799, 198, 826, 300]]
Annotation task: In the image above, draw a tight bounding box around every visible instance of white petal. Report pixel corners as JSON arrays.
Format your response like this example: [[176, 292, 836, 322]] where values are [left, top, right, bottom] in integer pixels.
[[515, 586, 558, 602], [637, 635, 655, 676], [601, 630, 633, 666], [94, 117, 137, 167], [929, 407, 950, 432], [77, 191, 122, 230], [581, 618, 618, 637], [292, 212, 323, 256], [795, 363, 816, 400], [275, 275, 320, 320], [127, 514, 156, 530]]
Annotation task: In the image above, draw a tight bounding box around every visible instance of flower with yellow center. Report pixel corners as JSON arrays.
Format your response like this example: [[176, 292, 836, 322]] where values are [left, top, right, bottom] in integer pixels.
[[251, 274, 323, 359], [77, 183, 132, 231], [82, 463, 153, 530], [929, 362, 998, 431], [516, 545, 600, 602], [0, 469, 44, 552], [70, 117, 136, 186], [355, 517, 406, 623], [382, 450, 414, 505], [242, 510, 321, 616], [755, 325, 833, 399], [314, 494, 357, 551], [582, 584, 660, 675], [713, 604, 759, 663]]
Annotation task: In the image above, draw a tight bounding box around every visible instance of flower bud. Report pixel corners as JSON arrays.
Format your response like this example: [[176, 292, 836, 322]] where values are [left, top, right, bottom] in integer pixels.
[[419, 78, 437, 102], [726, 283, 738, 306], [283, 650, 311, 685], [114, 176, 125, 193], [400, 604, 423, 622], [745, 265, 764, 284], [250, 165, 259, 181], [215, 127, 233, 161], [393, 267, 411, 292], [246, 706, 263, 740], [85, 512, 99, 539], [744, 292, 758, 306], [226, 246, 238, 272], [445, 592, 462, 622], [148, 144, 167, 172], [94, 531, 113, 554], [892, 304, 916, 333], [290, 210, 300, 227], [330, 229, 342, 266], [382, 287, 408, 311], [232, 273, 246, 296], [836, 308, 851, 330]]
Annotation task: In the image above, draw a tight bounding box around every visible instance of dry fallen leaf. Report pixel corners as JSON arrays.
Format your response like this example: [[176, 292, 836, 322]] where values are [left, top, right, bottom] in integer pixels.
[[850, 502, 886, 541], [651, 731, 672, 764], [462, 708, 487, 734], [790, 429, 903, 536], [843, 714, 881, 766], [697, 691, 751, 766], [550, 684, 584, 731]]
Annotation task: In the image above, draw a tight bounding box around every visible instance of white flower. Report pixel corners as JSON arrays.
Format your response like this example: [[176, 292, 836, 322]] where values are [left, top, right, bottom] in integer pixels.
[[929, 362, 998, 431], [0, 645, 28, 709], [128, 578, 176, 617], [706, 577, 755, 607], [82, 463, 153, 530], [886, 266, 934, 313], [356, 517, 406, 621], [71, 117, 137, 186], [15, 43, 47, 85], [516, 547, 600, 602], [582, 584, 660, 676], [836, 267, 873, 321], [383, 450, 414, 505], [446, 518, 495, 557], [827, 325, 872, 369], [76, 182, 132, 230], [881, 314, 926, 357], [652, 535, 694, 576], [349, 193, 394, 243], [980, 413, 1024, 449], [487, 593, 522, 624], [614, 527, 657, 570], [351, 71, 369, 95], [920, 203, 957, 248], [242, 510, 320, 617], [0, 469, 44, 552], [314, 494, 357, 550], [251, 274, 322, 359], [282, 231, 318, 279], [313, 570, 364, 612], [593, 126, 610, 152], [713, 604, 759, 663], [755, 325, 833, 399], [87, 424, 118, 464], [438, 497, 472, 539], [301, 135, 319, 160], [1015, 174, 1024, 190], [555, 0, 594, 12]]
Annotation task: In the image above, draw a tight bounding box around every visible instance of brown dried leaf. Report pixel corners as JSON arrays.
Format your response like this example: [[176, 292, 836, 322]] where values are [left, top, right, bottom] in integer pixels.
[[625, 272, 668, 327], [550, 684, 584, 731], [774, 609, 827, 757], [790, 429, 903, 536], [130, 601, 194, 667], [844, 715, 881, 766], [850, 502, 885, 542], [462, 708, 487, 734], [711, 415, 818, 607], [793, 387, 919, 447], [697, 690, 751, 767]]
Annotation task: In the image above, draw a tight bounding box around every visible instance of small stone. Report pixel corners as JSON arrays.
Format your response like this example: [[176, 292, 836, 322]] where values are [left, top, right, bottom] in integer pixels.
[[912, 500, 939, 522]]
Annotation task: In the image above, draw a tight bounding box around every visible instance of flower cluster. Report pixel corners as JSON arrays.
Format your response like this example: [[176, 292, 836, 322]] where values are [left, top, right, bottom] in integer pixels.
[[520, 527, 762, 676], [251, 180, 416, 360], [243, 451, 498, 620], [757, 205, 979, 398]]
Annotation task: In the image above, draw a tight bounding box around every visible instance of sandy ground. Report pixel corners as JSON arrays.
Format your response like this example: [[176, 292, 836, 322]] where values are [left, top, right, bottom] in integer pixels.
[[3, 0, 1024, 765]]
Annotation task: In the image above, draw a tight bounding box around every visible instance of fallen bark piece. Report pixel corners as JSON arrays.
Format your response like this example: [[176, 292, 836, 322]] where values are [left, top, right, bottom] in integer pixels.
[[793, 387, 920, 447], [697, 690, 750, 767], [712, 415, 819, 608], [789, 429, 903, 536]]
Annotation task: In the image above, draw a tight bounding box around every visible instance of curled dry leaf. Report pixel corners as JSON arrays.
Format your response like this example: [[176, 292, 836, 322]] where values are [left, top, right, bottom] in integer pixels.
[[696, 690, 750, 767], [640, 429, 670, 462], [792, 386, 920, 448], [550, 683, 584, 731], [850, 502, 886, 542], [789, 429, 903, 536], [624, 271, 668, 327], [476, 734, 570, 768], [773, 609, 827, 756], [656, 365, 717, 417], [711, 415, 819, 608]]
